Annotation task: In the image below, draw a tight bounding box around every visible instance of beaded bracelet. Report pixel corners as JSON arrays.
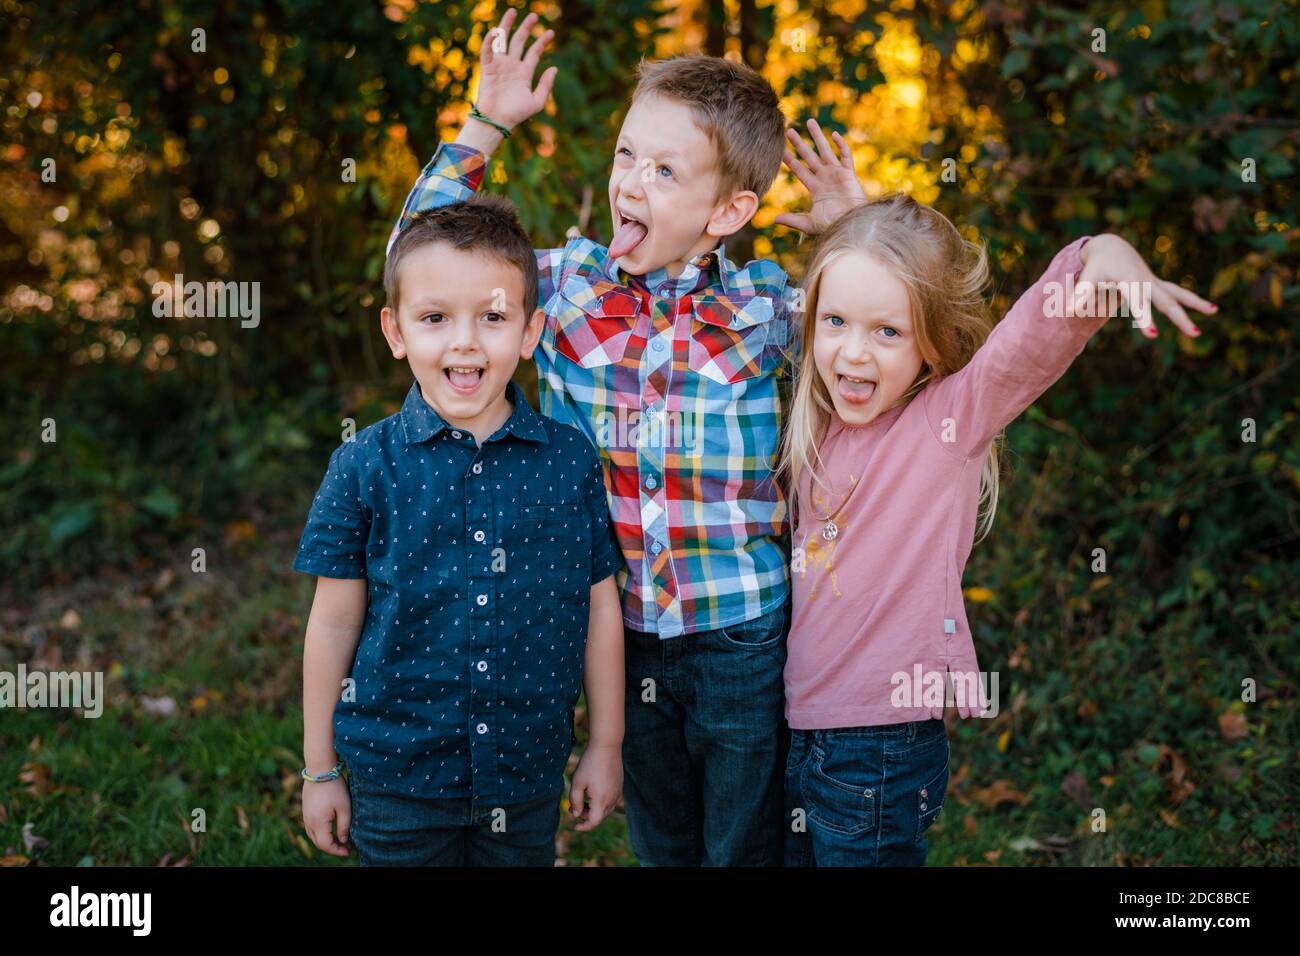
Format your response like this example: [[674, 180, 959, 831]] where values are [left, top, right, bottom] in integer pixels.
[[301, 760, 345, 783], [469, 101, 512, 138]]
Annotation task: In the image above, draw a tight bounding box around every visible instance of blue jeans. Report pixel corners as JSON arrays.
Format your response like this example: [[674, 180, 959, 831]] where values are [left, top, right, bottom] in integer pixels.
[[621, 600, 790, 866], [346, 770, 563, 866], [784, 718, 950, 866]]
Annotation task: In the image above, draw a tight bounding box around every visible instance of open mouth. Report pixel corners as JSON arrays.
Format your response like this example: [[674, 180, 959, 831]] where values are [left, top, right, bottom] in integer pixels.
[[444, 366, 484, 395], [836, 373, 876, 404], [610, 209, 648, 260]]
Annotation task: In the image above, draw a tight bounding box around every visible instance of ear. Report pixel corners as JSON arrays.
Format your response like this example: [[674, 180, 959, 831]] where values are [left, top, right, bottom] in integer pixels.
[[705, 189, 761, 239], [519, 307, 545, 360], [380, 305, 407, 360]]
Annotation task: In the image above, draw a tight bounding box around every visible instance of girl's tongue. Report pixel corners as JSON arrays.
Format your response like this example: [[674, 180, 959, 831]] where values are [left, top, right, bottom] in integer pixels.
[[837, 375, 876, 404], [610, 219, 648, 259]]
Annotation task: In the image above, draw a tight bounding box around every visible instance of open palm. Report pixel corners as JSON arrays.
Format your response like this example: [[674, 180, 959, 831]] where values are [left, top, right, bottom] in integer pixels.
[[776, 119, 867, 235], [476, 9, 557, 128]]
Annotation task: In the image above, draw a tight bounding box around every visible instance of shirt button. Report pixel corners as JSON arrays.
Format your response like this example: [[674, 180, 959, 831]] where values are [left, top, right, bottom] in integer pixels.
[[651, 540, 663, 555], [471, 462, 482, 475], [477, 660, 488, 672], [653, 339, 665, 351], [473, 530, 486, 543], [476, 722, 488, 734], [645, 475, 658, 490], [452, 430, 463, 439], [476, 594, 487, 606]]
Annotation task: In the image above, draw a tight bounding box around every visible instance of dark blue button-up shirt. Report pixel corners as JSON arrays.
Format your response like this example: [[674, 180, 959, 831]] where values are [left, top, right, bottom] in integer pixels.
[[293, 379, 624, 803]]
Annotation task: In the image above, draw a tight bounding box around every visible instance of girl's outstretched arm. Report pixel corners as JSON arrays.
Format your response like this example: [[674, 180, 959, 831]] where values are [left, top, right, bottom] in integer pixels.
[[923, 235, 1214, 460]]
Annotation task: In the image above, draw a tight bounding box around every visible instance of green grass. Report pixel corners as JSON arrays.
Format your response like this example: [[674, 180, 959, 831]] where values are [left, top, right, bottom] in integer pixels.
[[1, 528, 1293, 866]]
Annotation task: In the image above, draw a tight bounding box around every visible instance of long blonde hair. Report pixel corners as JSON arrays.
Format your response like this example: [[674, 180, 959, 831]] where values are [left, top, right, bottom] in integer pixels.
[[779, 195, 1003, 544]]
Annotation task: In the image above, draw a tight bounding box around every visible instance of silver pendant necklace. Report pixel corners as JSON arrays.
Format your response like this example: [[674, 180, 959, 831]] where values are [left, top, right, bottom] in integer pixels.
[[809, 473, 860, 543]]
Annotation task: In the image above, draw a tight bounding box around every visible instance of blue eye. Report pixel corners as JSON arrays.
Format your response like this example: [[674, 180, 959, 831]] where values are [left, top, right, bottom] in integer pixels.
[[617, 146, 632, 159], [824, 314, 845, 327], [659, 165, 674, 179], [881, 327, 899, 338]]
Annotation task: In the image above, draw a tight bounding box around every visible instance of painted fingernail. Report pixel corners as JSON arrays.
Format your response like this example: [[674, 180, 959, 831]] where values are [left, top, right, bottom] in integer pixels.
[[1191, 325, 1200, 335], [1210, 303, 1219, 311]]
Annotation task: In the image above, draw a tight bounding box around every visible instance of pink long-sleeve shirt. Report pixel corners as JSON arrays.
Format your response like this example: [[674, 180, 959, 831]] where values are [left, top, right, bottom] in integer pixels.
[[785, 237, 1101, 728]]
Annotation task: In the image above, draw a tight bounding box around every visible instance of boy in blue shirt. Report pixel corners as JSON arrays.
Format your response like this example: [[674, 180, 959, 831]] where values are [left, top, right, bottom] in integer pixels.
[[295, 195, 625, 866]]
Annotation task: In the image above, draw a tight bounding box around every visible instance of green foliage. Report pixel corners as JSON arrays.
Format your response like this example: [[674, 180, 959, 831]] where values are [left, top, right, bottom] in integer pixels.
[[0, 0, 1296, 864]]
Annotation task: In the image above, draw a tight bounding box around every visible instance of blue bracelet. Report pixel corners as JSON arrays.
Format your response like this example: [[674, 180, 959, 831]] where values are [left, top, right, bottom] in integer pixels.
[[469, 101, 512, 138], [301, 760, 345, 783]]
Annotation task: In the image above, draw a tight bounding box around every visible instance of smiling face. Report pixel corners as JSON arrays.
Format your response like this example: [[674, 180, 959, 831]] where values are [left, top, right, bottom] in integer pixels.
[[812, 250, 926, 426], [380, 241, 543, 443], [607, 94, 758, 278]]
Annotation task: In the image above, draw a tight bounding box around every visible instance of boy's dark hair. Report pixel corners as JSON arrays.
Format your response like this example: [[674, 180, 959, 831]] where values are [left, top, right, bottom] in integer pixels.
[[632, 55, 787, 200], [384, 193, 539, 317]]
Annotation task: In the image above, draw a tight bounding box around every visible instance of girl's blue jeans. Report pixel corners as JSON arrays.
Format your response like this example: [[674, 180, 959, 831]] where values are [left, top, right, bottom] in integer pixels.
[[783, 717, 950, 866]]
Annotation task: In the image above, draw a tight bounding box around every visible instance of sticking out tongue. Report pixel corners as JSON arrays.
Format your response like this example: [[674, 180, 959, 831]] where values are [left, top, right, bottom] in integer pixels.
[[837, 376, 876, 403], [609, 220, 648, 259], [448, 368, 481, 391]]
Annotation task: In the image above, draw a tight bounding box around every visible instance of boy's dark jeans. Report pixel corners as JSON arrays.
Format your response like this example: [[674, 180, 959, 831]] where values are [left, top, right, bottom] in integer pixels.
[[783, 717, 950, 866], [346, 770, 563, 866], [621, 600, 791, 866]]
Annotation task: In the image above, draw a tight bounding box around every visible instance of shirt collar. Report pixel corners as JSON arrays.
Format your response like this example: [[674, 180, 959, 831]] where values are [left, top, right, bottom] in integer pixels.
[[400, 378, 549, 446], [609, 241, 734, 299]]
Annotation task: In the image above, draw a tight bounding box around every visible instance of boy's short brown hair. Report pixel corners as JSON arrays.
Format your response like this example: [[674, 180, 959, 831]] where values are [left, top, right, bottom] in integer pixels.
[[383, 193, 539, 316], [632, 55, 786, 200]]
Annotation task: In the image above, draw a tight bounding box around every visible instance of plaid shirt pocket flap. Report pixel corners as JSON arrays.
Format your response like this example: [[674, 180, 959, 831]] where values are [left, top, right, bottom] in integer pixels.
[[553, 274, 642, 368]]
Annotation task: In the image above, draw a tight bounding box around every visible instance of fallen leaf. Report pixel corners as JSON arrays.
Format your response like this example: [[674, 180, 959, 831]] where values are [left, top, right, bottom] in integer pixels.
[[1218, 709, 1248, 742], [225, 520, 258, 545], [21, 822, 48, 854], [18, 763, 51, 798], [151, 568, 175, 594], [971, 779, 1029, 810], [140, 695, 177, 717], [1061, 771, 1093, 808]]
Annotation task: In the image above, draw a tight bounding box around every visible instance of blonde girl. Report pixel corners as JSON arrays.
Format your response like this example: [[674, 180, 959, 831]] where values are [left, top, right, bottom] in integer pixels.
[[779, 196, 1214, 866]]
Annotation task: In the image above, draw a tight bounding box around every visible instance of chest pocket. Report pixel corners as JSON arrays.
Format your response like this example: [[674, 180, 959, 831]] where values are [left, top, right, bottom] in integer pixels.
[[551, 275, 642, 370], [510, 503, 589, 601], [687, 292, 774, 385]]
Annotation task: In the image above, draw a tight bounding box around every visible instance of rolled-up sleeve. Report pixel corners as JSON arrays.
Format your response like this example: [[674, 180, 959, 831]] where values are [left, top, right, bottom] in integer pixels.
[[583, 454, 624, 584], [292, 443, 369, 579]]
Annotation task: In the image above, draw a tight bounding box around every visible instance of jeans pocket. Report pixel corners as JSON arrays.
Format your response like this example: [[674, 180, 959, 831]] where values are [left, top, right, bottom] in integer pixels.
[[804, 745, 879, 836], [915, 738, 950, 841], [716, 604, 788, 649], [785, 730, 810, 773]]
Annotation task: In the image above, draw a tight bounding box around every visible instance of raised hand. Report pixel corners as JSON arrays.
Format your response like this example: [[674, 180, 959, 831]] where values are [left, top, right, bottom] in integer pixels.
[[775, 119, 868, 235], [474, 9, 557, 130], [1074, 234, 1217, 338]]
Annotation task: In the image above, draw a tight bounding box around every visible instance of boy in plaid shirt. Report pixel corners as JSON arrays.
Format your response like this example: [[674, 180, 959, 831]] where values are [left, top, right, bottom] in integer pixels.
[[388, 9, 864, 865]]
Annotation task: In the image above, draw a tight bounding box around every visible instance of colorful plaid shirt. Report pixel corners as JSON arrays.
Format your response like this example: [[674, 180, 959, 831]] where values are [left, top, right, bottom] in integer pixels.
[[388, 142, 799, 637]]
